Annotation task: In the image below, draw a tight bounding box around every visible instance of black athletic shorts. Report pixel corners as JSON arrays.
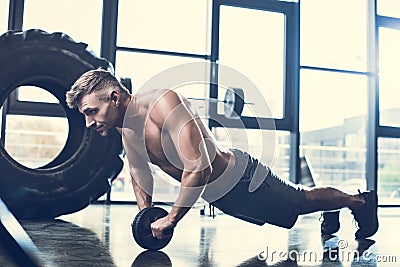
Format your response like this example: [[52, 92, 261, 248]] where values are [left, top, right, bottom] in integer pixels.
[[210, 149, 306, 229]]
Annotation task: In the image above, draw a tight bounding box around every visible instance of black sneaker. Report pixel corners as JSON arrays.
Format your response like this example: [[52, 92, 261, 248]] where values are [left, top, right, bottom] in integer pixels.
[[320, 210, 340, 235], [352, 190, 379, 239]]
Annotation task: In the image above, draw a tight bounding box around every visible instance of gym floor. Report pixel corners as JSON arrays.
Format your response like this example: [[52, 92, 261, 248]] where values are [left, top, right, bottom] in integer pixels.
[[1, 204, 399, 267]]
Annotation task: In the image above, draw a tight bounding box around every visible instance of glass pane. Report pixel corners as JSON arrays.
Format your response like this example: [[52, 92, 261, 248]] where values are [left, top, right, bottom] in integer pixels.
[[0, 0, 8, 34], [18, 86, 59, 103], [213, 128, 289, 179], [300, 70, 368, 189], [300, 0, 368, 71], [111, 155, 180, 203], [115, 51, 207, 97], [378, 138, 400, 205], [23, 0, 102, 55], [218, 6, 284, 118], [110, 156, 132, 201], [4, 114, 68, 169], [378, 28, 400, 127], [2, 87, 69, 168], [378, 0, 400, 18], [118, 0, 211, 55]]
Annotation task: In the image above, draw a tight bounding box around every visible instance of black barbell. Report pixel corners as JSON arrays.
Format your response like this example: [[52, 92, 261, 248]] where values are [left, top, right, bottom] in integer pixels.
[[120, 77, 251, 118]]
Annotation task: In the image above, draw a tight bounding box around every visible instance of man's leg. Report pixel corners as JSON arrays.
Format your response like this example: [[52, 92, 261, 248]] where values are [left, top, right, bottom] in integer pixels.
[[299, 186, 378, 239], [300, 186, 365, 214], [320, 210, 340, 235]]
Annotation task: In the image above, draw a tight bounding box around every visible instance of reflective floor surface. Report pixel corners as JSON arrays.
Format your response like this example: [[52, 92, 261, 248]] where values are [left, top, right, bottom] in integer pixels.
[[1, 204, 399, 266]]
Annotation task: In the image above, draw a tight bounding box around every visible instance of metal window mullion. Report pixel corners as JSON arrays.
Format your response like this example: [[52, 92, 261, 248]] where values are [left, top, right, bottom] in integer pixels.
[[287, 3, 301, 183], [101, 0, 119, 66], [3, 0, 25, 144], [377, 15, 400, 29], [8, 0, 24, 31], [208, 0, 221, 129], [209, 115, 285, 130], [366, 0, 378, 191], [7, 102, 65, 117], [116, 46, 209, 60], [300, 65, 370, 76], [221, 0, 292, 13], [101, 0, 119, 204], [378, 126, 400, 138]]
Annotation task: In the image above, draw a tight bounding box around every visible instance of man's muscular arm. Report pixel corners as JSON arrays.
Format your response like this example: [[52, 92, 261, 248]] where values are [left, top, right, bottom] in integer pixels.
[[150, 90, 212, 238], [122, 133, 154, 211], [130, 163, 153, 211]]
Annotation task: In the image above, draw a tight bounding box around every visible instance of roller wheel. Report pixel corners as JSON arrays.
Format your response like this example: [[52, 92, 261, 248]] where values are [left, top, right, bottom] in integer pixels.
[[132, 207, 174, 250]]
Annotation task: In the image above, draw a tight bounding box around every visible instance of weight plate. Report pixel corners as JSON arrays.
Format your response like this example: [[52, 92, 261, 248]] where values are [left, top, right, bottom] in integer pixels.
[[224, 87, 244, 118], [131, 207, 173, 250]]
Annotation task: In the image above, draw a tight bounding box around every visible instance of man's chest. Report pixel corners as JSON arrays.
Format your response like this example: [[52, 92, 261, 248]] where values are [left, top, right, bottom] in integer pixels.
[[144, 120, 177, 165]]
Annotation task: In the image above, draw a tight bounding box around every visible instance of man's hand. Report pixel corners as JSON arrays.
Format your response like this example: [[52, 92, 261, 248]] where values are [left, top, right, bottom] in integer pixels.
[[150, 215, 176, 239]]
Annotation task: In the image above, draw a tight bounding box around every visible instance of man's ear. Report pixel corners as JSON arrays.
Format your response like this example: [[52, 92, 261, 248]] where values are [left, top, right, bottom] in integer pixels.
[[110, 91, 120, 107]]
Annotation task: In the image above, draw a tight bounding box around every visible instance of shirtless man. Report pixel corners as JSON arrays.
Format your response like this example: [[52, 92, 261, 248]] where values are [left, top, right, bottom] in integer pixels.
[[66, 68, 378, 240]]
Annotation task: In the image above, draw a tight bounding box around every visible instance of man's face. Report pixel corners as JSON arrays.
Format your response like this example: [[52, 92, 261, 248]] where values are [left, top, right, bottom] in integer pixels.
[[78, 93, 119, 136]]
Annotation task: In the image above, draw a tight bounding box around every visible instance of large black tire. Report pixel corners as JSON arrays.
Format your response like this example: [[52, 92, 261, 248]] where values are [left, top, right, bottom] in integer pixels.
[[0, 29, 123, 219]]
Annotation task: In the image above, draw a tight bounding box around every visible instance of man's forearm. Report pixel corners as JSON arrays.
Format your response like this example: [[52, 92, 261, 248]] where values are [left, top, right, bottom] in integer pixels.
[[133, 184, 153, 210], [168, 169, 211, 224], [168, 206, 191, 225]]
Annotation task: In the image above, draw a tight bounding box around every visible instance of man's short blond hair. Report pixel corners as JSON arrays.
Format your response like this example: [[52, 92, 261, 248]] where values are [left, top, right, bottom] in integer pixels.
[[66, 68, 130, 109]]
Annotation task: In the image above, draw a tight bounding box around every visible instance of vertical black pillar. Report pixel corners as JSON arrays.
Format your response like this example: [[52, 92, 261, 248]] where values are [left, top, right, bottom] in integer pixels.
[[8, 0, 24, 31], [2, 0, 25, 145], [208, 0, 220, 129], [366, 0, 378, 191], [100, 0, 118, 66], [288, 3, 301, 183]]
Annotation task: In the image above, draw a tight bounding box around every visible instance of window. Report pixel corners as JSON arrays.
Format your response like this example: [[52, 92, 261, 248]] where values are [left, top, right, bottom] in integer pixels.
[[218, 6, 285, 118], [17, 86, 59, 103], [3, 0, 104, 166], [213, 127, 289, 178], [378, 0, 400, 18], [114, 0, 296, 198], [378, 138, 400, 205], [117, 0, 211, 55], [23, 0, 102, 55], [2, 88, 68, 169], [4, 114, 68, 168], [300, 0, 368, 71], [112, 0, 213, 202], [378, 28, 400, 127], [115, 52, 207, 95], [0, 0, 8, 34], [300, 70, 368, 187], [111, 154, 180, 203]]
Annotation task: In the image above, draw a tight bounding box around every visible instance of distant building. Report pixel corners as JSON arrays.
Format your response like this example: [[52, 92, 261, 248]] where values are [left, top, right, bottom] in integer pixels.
[[281, 108, 400, 187]]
